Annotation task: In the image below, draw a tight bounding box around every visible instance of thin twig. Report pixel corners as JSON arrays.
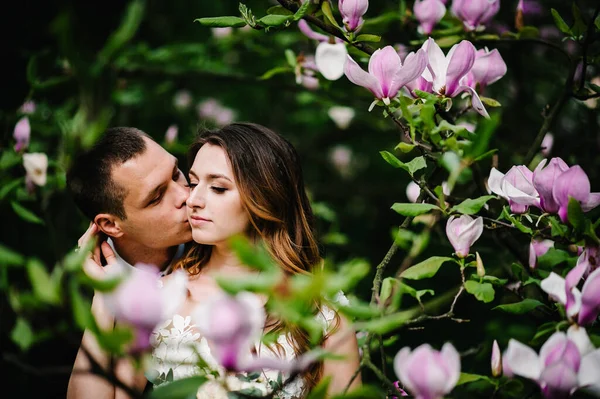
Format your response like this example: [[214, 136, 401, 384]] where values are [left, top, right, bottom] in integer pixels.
[[578, 4, 600, 92]]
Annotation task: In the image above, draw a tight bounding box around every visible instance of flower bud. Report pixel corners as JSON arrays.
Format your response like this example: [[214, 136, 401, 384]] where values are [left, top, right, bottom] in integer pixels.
[[491, 340, 502, 377], [476, 252, 485, 277]]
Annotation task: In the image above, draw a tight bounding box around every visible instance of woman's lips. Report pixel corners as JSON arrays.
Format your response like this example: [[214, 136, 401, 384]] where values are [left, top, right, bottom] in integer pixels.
[[189, 215, 211, 226]]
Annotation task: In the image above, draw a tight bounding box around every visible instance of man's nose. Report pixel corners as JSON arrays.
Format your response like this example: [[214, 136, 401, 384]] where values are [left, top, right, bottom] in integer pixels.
[[174, 180, 190, 209]]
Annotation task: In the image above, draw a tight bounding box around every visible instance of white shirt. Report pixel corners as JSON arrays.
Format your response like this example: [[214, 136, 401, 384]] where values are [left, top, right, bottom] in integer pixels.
[[106, 238, 185, 277]]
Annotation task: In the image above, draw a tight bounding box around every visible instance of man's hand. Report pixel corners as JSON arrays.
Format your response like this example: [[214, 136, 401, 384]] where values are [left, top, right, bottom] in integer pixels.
[[78, 222, 117, 280]]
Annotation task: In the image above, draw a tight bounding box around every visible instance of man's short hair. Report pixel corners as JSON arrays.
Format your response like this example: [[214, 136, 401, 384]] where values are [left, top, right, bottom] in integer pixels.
[[67, 127, 150, 220]]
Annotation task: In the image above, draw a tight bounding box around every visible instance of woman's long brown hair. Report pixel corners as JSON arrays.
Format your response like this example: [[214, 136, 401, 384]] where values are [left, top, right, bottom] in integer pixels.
[[175, 123, 337, 392]]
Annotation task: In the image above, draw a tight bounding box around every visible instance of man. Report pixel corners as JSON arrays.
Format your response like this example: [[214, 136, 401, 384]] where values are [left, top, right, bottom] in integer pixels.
[[66, 127, 192, 398]]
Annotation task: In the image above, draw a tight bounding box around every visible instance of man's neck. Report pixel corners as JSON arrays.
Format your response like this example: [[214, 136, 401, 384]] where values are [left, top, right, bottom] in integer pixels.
[[111, 238, 178, 271]]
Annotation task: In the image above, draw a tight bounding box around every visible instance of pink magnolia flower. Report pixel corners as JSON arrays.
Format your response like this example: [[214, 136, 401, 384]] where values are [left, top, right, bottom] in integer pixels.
[[339, 0, 369, 32], [541, 133, 554, 156], [503, 329, 600, 397], [552, 165, 600, 223], [14, 117, 30, 152], [446, 215, 484, 258], [22, 153, 48, 187], [461, 48, 507, 92], [391, 381, 409, 397], [451, 0, 500, 31], [298, 20, 347, 81], [532, 157, 570, 214], [20, 100, 36, 114], [491, 340, 502, 377], [193, 292, 316, 373], [173, 90, 192, 110], [164, 125, 178, 145], [344, 45, 427, 110], [103, 265, 188, 352], [529, 238, 554, 269], [394, 343, 461, 399], [328, 106, 355, 129], [413, 0, 446, 35], [197, 98, 235, 126], [407, 38, 489, 117], [488, 165, 539, 213]]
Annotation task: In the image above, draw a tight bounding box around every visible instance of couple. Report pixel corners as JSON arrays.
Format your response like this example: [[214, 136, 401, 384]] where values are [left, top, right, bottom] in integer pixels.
[[66, 123, 361, 398]]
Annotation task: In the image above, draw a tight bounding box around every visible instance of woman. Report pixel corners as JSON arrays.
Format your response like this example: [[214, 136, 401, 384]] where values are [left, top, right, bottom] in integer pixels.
[[150, 123, 361, 397]]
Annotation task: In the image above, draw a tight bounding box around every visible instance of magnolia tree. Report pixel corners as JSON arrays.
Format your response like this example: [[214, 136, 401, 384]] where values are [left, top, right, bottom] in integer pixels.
[[3, 0, 600, 398]]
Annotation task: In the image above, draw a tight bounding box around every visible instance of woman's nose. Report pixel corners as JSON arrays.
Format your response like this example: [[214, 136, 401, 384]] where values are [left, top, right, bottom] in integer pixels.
[[186, 187, 205, 209]]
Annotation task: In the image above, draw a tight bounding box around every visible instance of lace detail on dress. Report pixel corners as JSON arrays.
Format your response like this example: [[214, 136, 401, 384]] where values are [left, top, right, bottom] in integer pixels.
[[150, 291, 349, 398]]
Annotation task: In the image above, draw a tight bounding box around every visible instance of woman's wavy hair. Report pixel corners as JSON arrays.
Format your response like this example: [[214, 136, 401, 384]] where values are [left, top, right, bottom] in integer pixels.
[[175, 122, 336, 391]]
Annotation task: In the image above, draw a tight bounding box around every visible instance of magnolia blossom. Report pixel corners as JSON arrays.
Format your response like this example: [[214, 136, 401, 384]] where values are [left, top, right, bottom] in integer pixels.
[[461, 48, 507, 92], [103, 265, 188, 352], [413, 0, 446, 35], [392, 381, 409, 398], [503, 328, 600, 397], [14, 117, 31, 152], [446, 215, 483, 258], [212, 27, 233, 39], [407, 181, 449, 203], [339, 0, 369, 32], [488, 166, 539, 214], [451, 0, 500, 31], [529, 238, 554, 269], [553, 165, 600, 223], [22, 153, 48, 187], [197, 99, 235, 126], [295, 55, 320, 90], [20, 100, 36, 114], [541, 133, 554, 156], [407, 38, 488, 117], [165, 125, 178, 145], [329, 145, 353, 177], [173, 90, 192, 110], [491, 340, 502, 377], [394, 343, 461, 399], [532, 157, 570, 214], [328, 106, 355, 129], [345, 45, 427, 109], [298, 20, 347, 81], [541, 263, 600, 326]]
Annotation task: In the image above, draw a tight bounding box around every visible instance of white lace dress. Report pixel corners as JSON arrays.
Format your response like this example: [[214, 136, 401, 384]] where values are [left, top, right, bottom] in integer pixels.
[[149, 292, 349, 399]]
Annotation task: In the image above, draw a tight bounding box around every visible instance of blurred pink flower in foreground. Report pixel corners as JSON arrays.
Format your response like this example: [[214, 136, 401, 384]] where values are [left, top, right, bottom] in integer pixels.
[[23, 152, 48, 187], [413, 0, 446, 35], [165, 125, 178, 145], [103, 265, 187, 352]]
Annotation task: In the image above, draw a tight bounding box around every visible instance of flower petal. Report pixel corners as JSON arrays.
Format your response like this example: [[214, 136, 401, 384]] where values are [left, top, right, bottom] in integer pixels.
[[540, 272, 567, 305], [344, 55, 383, 99], [298, 19, 329, 42], [457, 85, 489, 118], [488, 167, 506, 197], [578, 349, 600, 394], [316, 42, 349, 81], [503, 339, 542, 380], [389, 49, 428, 96], [445, 40, 476, 97], [368, 46, 402, 98]]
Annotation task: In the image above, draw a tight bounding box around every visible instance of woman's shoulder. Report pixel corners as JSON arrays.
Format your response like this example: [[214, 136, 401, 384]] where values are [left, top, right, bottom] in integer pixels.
[[317, 291, 349, 331]]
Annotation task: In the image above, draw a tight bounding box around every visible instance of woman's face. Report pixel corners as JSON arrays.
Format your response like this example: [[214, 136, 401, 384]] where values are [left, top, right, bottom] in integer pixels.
[[186, 144, 250, 245]]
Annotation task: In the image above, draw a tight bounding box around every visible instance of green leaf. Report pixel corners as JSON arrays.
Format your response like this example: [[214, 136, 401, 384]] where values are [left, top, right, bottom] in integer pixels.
[[216, 272, 280, 294], [517, 26, 539, 39], [471, 149, 498, 162], [0, 244, 25, 266], [450, 196, 495, 215], [466, 112, 500, 160], [26, 259, 61, 305], [357, 309, 418, 335], [548, 216, 567, 237], [413, 89, 439, 102], [567, 197, 585, 231], [493, 299, 545, 314], [380, 150, 405, 169], [570, 3, 586, 37], [229, 236, 277, 272], [0, 178, 23, 200], [550, 9, 571, 35], [380, 152, 426, 175], [354, 34, 381, 43], [321, 1, 341, 29], [70, 280, 93, 330], [405, 156, 427, 175], [0, 150, 21, 170], [435, 35, 461, 48], [11, 318, 34, 351], [480, 96, 502, 107], [396, 142, 415, 153], [285, 49, 297, 68], [257, 14, 292, 27], [536, 248, 573, 269], [11, 201, 44, 225], [149, 376, 208, 399], [391, 203, 441, 217], [306, 376, 331, 399], [456, 373, 494, 386], [501, 207, 532, 234], [194, 16, 247, 28], [266, 5, 293, 16], [338, 299, 382, 319], [293, 0, 311, 21], [400, 256, 454, 280], [464, 281, 495, 303]]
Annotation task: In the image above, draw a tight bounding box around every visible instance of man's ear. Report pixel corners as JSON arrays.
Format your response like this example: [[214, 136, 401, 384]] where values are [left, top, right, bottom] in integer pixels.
[[94, 214, 124, 238]]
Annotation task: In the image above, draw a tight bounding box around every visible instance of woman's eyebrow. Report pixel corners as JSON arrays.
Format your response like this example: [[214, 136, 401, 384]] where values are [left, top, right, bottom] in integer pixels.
[[188, 170, 232, 182]]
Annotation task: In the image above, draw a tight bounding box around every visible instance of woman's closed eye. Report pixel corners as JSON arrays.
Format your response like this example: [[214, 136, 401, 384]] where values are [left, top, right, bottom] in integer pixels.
[[187, 183, 198, 189], [211, 186, 227, 194]]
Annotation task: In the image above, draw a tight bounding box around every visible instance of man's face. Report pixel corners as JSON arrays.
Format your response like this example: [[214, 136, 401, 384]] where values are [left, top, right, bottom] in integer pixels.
[[111, 137, 192, 249]]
